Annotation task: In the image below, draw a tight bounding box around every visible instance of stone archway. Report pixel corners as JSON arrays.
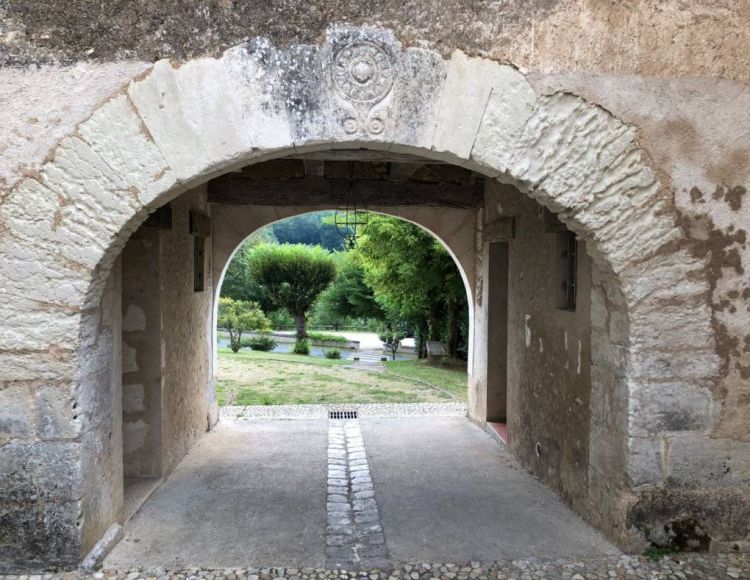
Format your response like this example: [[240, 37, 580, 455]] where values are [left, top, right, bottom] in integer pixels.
[[0, 25, 718, 569]]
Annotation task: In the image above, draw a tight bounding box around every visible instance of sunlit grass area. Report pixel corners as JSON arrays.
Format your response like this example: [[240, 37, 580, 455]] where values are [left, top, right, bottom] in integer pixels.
[[216, 348, 467, 405]]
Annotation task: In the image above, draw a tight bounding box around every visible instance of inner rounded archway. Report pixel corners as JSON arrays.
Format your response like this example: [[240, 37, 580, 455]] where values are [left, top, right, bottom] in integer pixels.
[[214, 208, 472, 408]]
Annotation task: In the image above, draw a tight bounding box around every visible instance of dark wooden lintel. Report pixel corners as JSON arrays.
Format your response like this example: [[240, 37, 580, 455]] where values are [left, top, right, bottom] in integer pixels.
[[208, 176, 483, 208]]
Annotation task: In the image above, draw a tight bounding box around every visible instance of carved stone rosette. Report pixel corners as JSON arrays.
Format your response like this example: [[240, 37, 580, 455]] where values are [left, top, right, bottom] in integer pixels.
[[331, 40, 395, 136]]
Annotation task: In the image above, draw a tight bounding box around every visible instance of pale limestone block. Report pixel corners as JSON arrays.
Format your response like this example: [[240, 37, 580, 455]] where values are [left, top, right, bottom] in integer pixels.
[[629, 301, 716, 351], [0, 350, 76, 383], [39, 137, 141, 252], [36, 385, 80, 440], [128, 60, 215, 183], [0, 385, 34, 438], [122, 383, 145, 413], [510, 93, 635, 210], [629, 348, 722, 383], [0, 234, 90, 307], [628, 436, 663, 487], [0, 178, 105, 272], [387, 48, 446, 155], [220, 44, 295, 157], [619, 249, 709, 305], [123, 305, 146, 332], [77, 94, 180, 207], [432, 51, 536, 166], [666, 435, 750, 487], [0, 304, 80, 351], [629, 381, 714, 434], [470, 67, 537, 175]]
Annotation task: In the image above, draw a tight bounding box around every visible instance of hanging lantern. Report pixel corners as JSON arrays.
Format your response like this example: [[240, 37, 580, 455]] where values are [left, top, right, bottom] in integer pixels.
[[334, 164, 369, 249]]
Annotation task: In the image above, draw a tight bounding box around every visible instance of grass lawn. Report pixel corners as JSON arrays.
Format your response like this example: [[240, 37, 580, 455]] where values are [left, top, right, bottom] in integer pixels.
[[216, 348, 467, 405], [383, 359, 468, 399]]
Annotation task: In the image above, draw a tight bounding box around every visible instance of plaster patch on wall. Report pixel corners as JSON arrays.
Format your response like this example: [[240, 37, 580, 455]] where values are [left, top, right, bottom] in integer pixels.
[[123, 383, 145, 413], [122, 344, 138, 373], [122, 419, 148, 455], [123, 305, 146, 331], [525, 314, 532, 347], [577, 339, 582, 375]]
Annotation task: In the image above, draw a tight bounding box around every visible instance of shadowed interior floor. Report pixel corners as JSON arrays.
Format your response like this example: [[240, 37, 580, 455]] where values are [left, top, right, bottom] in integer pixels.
[[104, 416, 617, 569]]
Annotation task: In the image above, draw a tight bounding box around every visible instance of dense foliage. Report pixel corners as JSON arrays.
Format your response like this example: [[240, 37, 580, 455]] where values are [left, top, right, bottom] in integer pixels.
[[219, 212, 468, 360], [353, 215, 468, 359], [247, 243, 337, 339], [271, 211, 344, 251]]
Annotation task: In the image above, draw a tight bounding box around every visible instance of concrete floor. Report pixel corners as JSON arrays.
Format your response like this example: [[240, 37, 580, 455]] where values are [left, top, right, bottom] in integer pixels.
[[104, 416, 618, 569], [361, 417, 618, 562]]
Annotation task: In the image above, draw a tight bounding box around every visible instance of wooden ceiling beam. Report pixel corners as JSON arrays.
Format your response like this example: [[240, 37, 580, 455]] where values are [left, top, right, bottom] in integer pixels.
[[208, 176, 483, 208]]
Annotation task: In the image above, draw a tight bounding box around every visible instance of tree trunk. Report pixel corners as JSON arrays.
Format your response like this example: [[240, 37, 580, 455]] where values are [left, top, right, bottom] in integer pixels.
[[446, 298, 461, 358], [294, 312, 307, 339], [428, 300, 443, 342]]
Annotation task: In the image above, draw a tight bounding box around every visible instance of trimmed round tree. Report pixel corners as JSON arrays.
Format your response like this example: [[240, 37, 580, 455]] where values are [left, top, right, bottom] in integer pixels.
[[248, 243, 337, 339]]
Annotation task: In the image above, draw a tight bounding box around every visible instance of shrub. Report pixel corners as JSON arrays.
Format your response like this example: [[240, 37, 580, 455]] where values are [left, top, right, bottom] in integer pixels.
[[293, 338, 311, 355], [248, 336, 277, 351], [307, 332, 349, 344], [324, 349, 342, 359], [218, 297, 271, 353]]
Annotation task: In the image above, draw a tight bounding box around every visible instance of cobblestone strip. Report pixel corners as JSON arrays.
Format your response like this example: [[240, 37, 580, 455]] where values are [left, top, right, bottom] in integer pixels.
[[221, 402, 466, 421], [326, 419, 389, 571]]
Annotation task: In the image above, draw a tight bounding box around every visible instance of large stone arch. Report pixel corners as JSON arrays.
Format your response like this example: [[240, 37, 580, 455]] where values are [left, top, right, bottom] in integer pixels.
[[0, 26, 719, 568]]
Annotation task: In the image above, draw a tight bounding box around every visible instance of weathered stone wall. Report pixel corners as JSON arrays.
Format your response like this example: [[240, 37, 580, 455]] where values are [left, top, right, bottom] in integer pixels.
[[490, 184, 594, 511], [1, 21, 748, 568], [159, 188, 213, 473], [121, 228, 163, 479], [2, 1, 748, 81], [79, 262, 124, 558]]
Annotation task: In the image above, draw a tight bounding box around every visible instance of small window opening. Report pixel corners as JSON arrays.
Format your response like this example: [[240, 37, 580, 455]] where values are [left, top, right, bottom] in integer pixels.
[[194, 236, 205, 292], [559, 232, 577, 311]]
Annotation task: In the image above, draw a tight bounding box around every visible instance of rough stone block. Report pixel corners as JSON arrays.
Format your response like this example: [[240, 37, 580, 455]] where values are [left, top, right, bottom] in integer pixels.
[[0, 441, 82, 502], [220, 43, 296, 156], [0, 385, 34, 439], [36, 385, 80, 440], [666, 435, 750, 488], [628, 436, 663, 487], [128, 60, 228, 183], [77, 94, 180, 207], [432, 51, 536, 166], [629, 382, 714, 434], [388, 47, 447, 154]]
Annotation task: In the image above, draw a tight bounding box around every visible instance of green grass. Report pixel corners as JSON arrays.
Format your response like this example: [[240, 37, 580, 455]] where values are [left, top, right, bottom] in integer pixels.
[[217, 347, 349, 367], [216, 349, 467, 405], [384, 359, 468, 399]]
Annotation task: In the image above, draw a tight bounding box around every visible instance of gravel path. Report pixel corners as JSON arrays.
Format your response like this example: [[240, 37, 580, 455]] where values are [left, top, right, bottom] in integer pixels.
[[2, 553, 749, 579], [220, 403, 467, 420]]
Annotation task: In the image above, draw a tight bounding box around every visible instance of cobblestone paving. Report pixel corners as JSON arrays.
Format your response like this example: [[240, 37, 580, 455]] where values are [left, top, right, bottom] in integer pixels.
[[326, 419, 389, 570], [2, 553, 748, 579], [220, 403, 467, 421]]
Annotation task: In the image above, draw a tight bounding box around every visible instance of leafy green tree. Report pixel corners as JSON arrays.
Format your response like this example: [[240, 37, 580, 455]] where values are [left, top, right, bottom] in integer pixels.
[[313, 252, 383, 328], [220, 229, 277, 307], [353, 215, 467, 359], [248, 244, 337, 339], [217, 297, 271, 353]]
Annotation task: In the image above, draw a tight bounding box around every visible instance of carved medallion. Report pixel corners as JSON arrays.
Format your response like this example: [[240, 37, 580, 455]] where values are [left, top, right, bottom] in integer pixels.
[[333, 41, 394, 104]]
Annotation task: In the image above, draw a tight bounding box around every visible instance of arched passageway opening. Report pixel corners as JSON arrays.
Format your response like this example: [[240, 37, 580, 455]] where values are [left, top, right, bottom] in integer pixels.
[[0, 26, 728, 572], [111, 150, 607, 568]]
